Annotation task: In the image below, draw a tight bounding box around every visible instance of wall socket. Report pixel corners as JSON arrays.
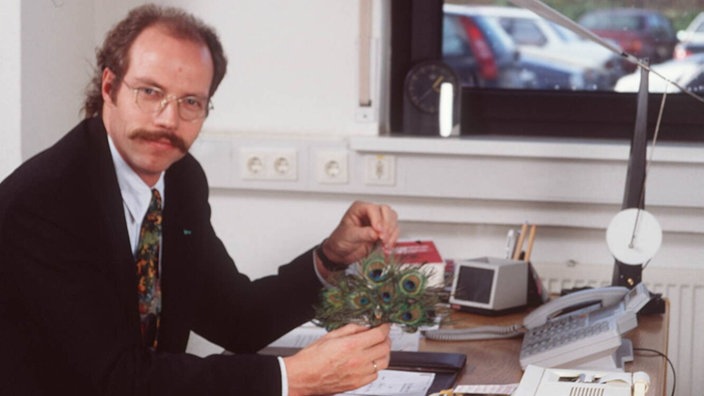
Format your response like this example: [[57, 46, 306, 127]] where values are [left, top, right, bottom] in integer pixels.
[[315, 150, 349, 184], [240, 148, 298, 181], [363, 154, 395, 185]]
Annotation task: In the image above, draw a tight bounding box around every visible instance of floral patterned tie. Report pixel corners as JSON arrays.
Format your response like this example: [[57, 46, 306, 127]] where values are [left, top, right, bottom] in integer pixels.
[[136, 188, 162, 349]]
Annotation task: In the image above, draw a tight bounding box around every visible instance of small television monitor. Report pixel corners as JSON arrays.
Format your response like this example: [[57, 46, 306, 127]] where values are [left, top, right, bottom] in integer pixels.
[[449, 257, 527, 315]]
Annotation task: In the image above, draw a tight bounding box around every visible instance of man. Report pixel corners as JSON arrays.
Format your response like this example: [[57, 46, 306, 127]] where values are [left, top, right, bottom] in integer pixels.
[[0, 4, 398, 396]]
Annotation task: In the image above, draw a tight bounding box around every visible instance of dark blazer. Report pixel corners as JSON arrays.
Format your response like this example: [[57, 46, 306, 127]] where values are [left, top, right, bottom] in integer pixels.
[[0, 117, 322, 395]]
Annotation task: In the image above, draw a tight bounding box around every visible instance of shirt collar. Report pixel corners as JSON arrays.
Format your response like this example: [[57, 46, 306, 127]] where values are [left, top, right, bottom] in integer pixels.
[[108, 135, 165, 223]]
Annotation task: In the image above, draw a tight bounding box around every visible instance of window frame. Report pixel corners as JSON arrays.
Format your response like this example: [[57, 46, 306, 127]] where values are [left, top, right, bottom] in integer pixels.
[[389, 0, 704, 142]]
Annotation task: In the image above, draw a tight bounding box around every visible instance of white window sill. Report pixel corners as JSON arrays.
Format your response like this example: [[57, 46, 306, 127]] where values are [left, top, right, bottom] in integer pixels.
[[349, 135, 704, 164]]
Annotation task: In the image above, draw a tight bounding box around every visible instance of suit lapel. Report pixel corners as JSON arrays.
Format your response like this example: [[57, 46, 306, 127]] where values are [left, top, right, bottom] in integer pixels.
[[84, 118, 140, 329], [158, 171, 196, 351]]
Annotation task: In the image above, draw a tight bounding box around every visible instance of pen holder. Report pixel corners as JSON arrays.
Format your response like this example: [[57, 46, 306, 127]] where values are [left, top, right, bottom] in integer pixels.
[[526, 260, 549, 307]]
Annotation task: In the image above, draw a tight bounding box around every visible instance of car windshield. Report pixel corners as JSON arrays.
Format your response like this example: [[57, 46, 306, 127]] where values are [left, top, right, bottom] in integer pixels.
[[476, 16, 517, 54], [581, 13, 645, 31], [549, 23, 581, 42], [694, 16, 704, 33]]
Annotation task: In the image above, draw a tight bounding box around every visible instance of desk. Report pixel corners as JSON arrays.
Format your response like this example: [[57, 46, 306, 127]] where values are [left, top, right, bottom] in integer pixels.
[[420, 302, 670, 396]]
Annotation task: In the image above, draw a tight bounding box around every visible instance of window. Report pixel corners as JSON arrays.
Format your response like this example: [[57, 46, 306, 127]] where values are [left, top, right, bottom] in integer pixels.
[[501, 18, 547, 46], [390, 0, 704, 141]]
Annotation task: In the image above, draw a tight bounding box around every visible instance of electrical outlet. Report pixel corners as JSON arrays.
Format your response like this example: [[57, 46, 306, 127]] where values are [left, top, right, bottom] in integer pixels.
[[363, 154, 395, 186], [315, 150, 349, 184], [240, 148, 298, 181]]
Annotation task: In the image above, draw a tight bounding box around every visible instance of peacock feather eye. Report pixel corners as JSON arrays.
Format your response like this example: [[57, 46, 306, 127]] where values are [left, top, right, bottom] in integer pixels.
[[348, 290, 373, 310], [377, 282, 396, 307], [362, 259, 388, 284], [398, 271, 425, 297], [390, 302, 426, 328], [322, 288, 344, 308]]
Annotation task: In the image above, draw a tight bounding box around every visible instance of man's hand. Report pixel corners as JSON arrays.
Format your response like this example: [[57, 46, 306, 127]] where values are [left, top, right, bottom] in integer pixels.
[[284, 323, 392, 396], [319, 201, 399, 270]]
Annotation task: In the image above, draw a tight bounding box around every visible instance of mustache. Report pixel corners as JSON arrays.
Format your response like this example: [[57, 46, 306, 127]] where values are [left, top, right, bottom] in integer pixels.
[[130, 130, 188, 153]]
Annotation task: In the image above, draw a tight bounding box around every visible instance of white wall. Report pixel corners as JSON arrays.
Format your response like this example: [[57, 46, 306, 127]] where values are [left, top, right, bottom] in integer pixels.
[[14, 0, 381, 163], [20, 0, 95, 159], [192, 134, 704, 279], [95, 0, 383, 137], [0, 0, 22, 180]]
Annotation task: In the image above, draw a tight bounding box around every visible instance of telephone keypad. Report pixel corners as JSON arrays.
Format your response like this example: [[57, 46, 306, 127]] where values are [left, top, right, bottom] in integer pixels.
[[521, 314, 612, 359]]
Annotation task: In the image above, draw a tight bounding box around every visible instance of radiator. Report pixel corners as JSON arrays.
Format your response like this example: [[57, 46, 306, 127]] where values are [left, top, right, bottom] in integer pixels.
[[535, 263, 703, 396]]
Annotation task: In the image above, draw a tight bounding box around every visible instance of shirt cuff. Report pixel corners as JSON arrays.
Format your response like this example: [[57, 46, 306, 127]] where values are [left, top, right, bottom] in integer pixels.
[[278, 356, 289, 396]]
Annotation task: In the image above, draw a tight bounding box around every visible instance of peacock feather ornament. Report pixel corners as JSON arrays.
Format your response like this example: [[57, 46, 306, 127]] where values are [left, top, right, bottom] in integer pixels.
[[314, 250, 441, 333]]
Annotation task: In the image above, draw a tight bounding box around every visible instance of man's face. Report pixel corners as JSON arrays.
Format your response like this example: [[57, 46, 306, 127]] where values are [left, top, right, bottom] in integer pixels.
[[101, 25, 214, 186]]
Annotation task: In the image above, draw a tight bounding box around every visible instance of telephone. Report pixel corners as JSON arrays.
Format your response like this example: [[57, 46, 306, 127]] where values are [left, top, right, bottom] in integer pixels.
[[514, 365, 650, 396], [520, 283, 651, 370], [423, 284, 634, 340], [423, 283, 652, 370], [522, 285, 631, 329]]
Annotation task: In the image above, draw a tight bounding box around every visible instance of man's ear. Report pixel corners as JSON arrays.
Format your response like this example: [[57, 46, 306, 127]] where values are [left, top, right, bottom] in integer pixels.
[[101, 68, 117, 106]]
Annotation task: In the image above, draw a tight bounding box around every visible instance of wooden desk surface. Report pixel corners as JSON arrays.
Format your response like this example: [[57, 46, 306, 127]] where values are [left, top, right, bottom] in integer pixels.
[[420, 303, 670, 396]]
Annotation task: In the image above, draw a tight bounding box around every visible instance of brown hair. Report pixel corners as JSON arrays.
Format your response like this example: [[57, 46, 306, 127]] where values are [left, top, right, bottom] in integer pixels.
[[82, 4, 227, 118]]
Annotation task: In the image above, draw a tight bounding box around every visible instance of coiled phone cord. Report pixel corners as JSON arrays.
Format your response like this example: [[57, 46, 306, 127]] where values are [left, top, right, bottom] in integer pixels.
[[422, 323, 525, 341]]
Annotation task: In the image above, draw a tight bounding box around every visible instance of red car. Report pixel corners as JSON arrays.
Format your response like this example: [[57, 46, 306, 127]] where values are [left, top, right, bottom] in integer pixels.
[[578, 8, 677, 70]]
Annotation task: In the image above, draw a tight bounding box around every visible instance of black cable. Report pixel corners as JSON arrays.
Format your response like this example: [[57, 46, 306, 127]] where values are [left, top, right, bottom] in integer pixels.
[[634, 347, 676, 396]]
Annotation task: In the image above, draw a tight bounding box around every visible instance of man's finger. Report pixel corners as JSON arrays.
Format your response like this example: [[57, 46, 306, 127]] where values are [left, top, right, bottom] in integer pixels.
[[323, 323, 370, 339]]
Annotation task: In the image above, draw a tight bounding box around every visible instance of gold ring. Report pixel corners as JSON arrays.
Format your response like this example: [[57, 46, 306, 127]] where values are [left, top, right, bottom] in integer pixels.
[[372, 360, 378, 372]]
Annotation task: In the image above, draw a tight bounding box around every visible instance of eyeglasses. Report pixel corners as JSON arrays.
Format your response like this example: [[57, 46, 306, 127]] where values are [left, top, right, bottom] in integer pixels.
[[121, 80, 213, 122]]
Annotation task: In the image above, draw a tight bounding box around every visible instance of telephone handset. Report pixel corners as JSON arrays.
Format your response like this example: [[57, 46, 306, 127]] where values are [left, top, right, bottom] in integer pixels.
[[522, 286, 629, 330], [423, 286, 647, 341], [422, 285, 631, 341]]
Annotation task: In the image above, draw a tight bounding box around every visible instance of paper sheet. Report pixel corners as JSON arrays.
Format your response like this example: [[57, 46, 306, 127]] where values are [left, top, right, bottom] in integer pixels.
[[337, 370, 435, 396], [452, 383, 519, 395]]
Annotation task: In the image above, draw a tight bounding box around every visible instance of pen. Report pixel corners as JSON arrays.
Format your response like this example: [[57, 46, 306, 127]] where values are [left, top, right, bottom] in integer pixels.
[[524, 224, 537, 262], [512, 223, 528, 260], [505, 229, 517, 259]]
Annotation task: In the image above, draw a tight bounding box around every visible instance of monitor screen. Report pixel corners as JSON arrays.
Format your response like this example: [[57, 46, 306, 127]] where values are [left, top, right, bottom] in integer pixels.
[[454, 265, 494, 304]]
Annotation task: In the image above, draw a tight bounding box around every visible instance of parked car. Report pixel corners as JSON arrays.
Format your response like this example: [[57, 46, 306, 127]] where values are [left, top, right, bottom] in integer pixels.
[[614, 53, 704, 95], [443, 4, 524, 88], [578, 8, 678, 69], [674, 11, 704, 59], [517, 51, 592, 90], [479, 5, 626, 90], [444, 4, 603, 91]]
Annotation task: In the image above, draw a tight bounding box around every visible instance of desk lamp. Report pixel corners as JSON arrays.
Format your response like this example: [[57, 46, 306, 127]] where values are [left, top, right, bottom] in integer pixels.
[[606, 65, 662, 289]]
